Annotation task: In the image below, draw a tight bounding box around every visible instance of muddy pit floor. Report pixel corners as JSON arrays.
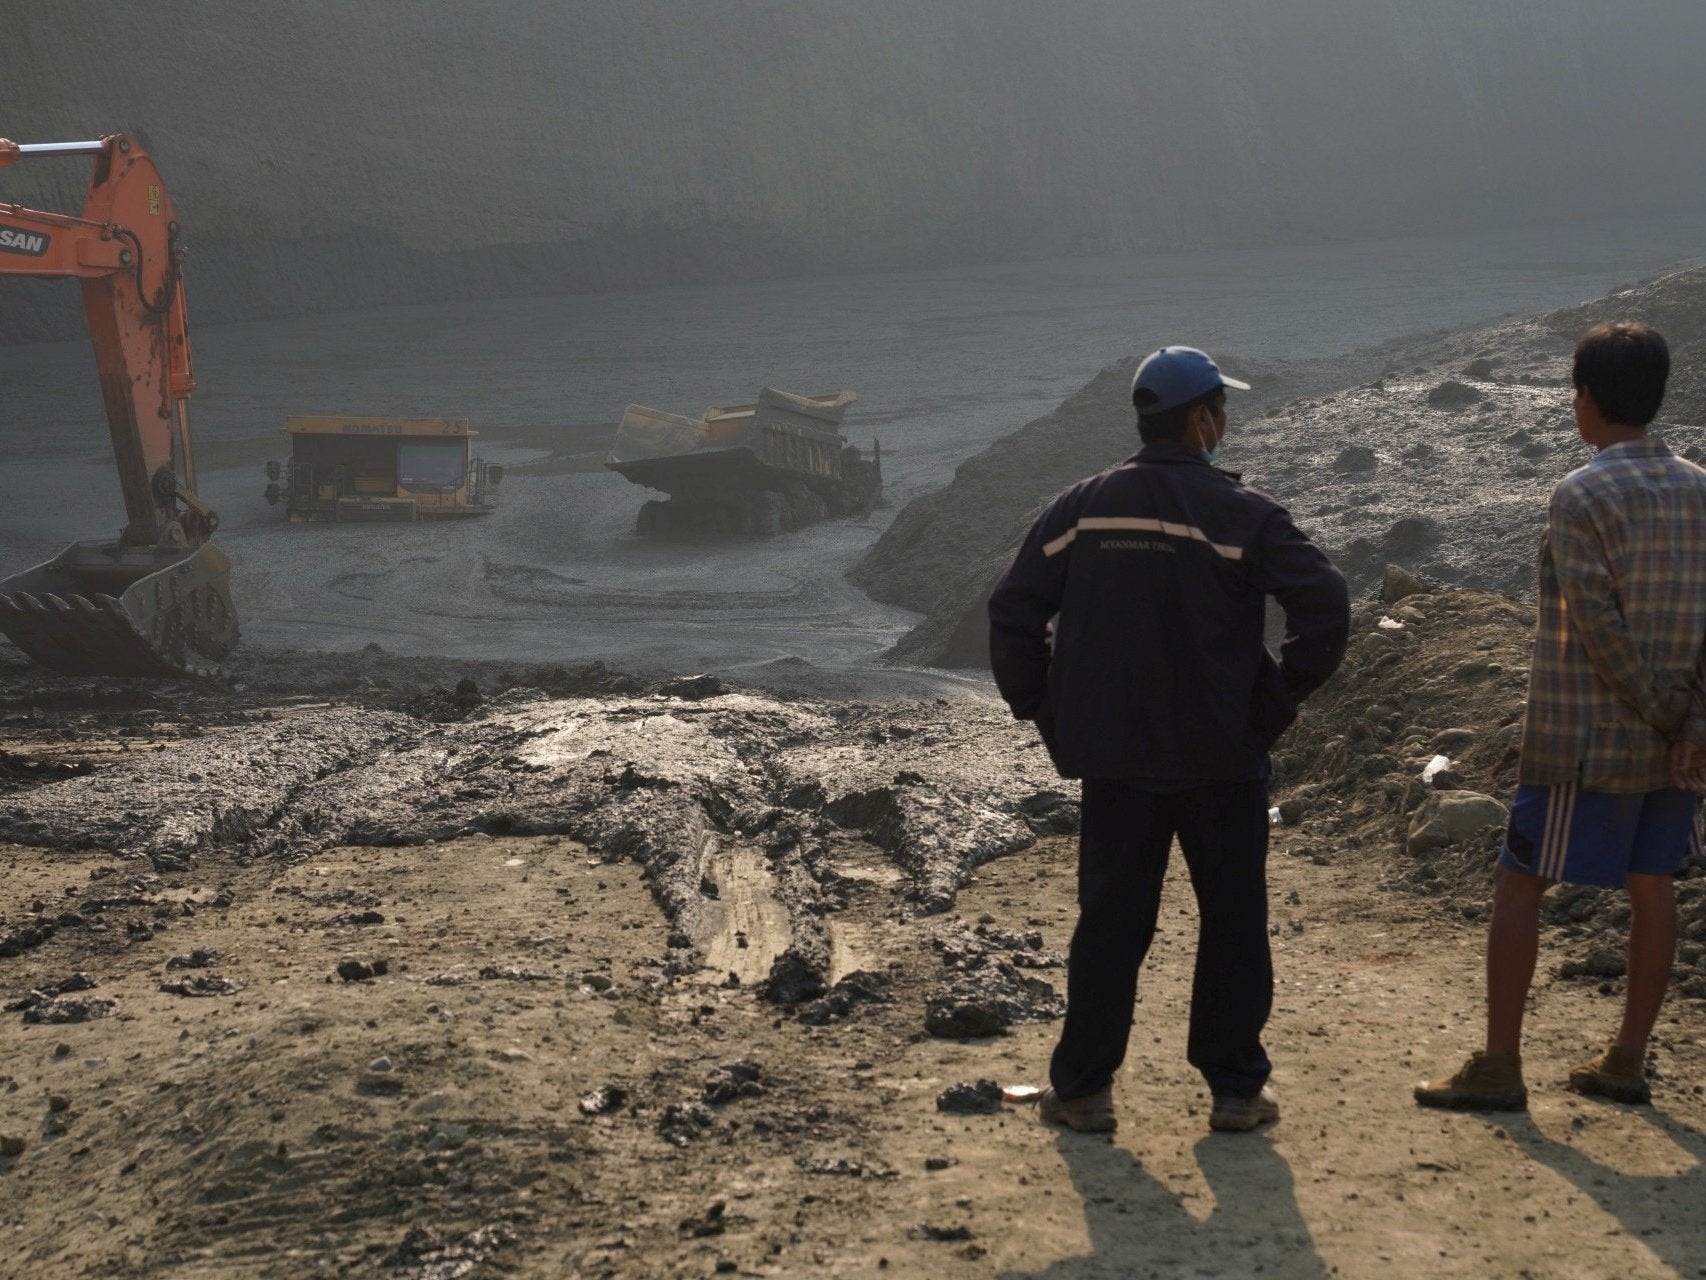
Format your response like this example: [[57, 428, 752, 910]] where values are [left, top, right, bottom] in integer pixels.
[[4, 657, 1706, 1278]]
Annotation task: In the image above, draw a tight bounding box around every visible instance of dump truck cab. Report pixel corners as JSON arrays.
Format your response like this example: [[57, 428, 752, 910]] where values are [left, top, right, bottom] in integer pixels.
[[266, 415, 501, 522]]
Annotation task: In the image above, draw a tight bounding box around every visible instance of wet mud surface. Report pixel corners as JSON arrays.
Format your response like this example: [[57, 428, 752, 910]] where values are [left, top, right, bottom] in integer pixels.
[[0, 653, 1067, 1009]]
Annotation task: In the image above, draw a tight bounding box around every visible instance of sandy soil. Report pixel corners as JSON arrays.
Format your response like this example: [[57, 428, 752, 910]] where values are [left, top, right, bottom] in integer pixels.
[[5, 821, 1705, 1277], [3, 604, 1706, 1279]]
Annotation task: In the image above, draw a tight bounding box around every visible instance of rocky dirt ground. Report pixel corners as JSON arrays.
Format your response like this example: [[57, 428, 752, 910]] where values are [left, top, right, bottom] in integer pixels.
[[4, 612, 1706, 1279]]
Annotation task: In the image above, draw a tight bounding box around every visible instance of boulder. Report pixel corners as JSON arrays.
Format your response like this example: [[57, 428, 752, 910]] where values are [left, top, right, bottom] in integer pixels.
[[1406, 789, 1509, 854], [1381, 564, 1427, 604], [1427, 379, 1484, 408]]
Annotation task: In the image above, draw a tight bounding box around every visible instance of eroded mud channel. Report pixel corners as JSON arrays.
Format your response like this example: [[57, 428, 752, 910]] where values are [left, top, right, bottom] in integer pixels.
[[0, 677, 1069, 998]]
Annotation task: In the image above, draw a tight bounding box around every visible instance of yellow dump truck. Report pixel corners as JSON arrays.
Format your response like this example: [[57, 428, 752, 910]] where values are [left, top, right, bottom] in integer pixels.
[[265, 416, 501, 522], [605, 387, 879, 536]]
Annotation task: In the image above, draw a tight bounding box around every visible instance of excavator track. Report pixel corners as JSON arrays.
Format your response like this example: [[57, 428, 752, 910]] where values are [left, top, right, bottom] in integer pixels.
[[0, 541, 237, 677]]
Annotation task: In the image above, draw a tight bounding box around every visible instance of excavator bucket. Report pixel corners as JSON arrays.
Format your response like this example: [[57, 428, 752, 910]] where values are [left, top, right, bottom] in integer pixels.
[[0, 539, 237, 677]]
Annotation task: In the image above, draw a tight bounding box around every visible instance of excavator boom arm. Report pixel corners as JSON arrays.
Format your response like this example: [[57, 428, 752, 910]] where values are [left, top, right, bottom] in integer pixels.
[[0, 134, 199, 545], [0, 134, 235, 676]]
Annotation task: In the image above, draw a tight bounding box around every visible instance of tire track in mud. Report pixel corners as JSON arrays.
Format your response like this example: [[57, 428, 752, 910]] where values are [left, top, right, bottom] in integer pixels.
[[0, 688, 1073, 1002], [697, 844, 791, 987]]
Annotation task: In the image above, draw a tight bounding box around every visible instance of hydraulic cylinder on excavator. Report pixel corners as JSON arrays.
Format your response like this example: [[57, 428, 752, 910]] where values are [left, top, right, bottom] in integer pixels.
[[0, 134, 237, 676]]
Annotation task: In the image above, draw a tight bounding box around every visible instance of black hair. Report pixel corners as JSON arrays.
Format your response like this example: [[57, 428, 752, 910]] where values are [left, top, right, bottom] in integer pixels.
[[1573, 321, 1669, 427], [1135, 385, 1225, 443]]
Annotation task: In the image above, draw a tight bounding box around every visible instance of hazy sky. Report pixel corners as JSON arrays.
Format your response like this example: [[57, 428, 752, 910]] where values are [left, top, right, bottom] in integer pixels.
[[5, 0, 1705, 331]]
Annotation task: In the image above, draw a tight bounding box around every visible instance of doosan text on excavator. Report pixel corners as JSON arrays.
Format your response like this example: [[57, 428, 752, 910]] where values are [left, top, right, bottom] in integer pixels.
[[0, 134, 237, 677]]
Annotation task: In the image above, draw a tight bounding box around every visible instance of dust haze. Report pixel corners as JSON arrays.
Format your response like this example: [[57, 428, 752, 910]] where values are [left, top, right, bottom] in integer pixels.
[[4, 1, 1706, 339], [7, 6, 1706, 1280]]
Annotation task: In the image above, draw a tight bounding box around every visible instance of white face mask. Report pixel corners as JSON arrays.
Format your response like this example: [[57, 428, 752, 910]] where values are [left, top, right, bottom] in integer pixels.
[[1191, 402, 1225, 465]]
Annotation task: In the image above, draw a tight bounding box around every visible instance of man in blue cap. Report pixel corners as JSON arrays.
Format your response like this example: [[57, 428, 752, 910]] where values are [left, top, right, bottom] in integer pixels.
[[989, 345, 1348, 1133]]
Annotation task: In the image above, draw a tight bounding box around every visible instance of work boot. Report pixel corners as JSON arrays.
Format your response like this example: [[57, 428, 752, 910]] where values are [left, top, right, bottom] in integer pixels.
[[1568, 1043, 1650, 1105], [1209, 1083, 1280, 1132], [1036, 1085, 1117, 1134], [1414, 1052, 1527, 1111]]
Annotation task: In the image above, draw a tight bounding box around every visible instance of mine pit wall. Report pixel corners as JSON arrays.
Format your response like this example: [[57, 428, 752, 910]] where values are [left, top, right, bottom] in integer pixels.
[[858, 268, 1706, 672], [7, 1, 1706, 342]]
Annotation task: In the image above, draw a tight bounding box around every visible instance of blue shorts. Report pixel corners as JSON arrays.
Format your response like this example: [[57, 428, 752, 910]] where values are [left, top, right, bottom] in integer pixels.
[[1499, 783, 1701, 887]]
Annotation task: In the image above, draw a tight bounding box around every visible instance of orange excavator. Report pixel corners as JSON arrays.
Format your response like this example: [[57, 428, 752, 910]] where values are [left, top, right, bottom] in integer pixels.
[[0, 134, 236, 676]]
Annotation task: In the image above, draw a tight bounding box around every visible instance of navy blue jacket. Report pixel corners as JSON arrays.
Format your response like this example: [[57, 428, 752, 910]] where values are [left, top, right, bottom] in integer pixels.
[[988, 441, 1349, 781]]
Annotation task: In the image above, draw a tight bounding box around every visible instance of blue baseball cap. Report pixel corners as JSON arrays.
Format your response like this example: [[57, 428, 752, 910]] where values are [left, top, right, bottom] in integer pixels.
[[1131, 346, 1250, 413]]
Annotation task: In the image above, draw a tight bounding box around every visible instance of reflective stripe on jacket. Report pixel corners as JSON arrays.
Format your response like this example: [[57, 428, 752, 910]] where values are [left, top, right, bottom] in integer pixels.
[[988, 441, 1348, 780]]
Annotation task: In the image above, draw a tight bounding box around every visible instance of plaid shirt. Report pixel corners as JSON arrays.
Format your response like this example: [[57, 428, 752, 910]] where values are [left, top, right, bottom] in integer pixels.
[[1519, 437, 1706, 791]]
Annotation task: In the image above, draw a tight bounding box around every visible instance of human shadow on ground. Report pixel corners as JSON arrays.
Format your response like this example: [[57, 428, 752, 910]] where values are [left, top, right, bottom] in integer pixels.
[[999, 1127, 1326, 1280], [1508, 1107, 1706, 1276]]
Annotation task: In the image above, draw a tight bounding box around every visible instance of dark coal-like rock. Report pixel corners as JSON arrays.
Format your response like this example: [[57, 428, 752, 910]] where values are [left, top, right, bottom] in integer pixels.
[[658, 1101, 715, 1147], [795, 969, 890, 1025], [336, 957, 388, 982], [328, 910, 386, 926], [658, 674, 726, 700], [1561, 948, 1627, 980], [702, 1060, 764, 1105], [935, 1079, 1003, 1114], [478, 965, 553, 982], [159, 974, 240, 997], [356, 1070, 405, 1097], [677, 1200, 726, 1238], [1427, 378, 1484, 407], [762, 950, 829, 1006], [924, 964, 1063, 1039], [22, 996, 115, 1024], [0, 921, 57, 957], [916, 1223, 975, 1242], [165, 949, 220, 970]]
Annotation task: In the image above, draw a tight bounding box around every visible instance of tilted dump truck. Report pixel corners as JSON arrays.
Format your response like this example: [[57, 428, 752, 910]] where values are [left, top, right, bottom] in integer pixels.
[[605, 387, 880, 536]]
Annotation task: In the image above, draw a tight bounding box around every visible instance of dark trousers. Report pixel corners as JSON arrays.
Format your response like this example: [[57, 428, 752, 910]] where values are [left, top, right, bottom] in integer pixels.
[[1049, 776, 1273, 1101]]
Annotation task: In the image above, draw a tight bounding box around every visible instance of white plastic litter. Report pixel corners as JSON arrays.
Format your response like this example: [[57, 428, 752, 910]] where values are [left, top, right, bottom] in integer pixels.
[[1421, 754, 1450, 783], [1268, 806, 1283, 825], [1377, 616, 1405, 630]]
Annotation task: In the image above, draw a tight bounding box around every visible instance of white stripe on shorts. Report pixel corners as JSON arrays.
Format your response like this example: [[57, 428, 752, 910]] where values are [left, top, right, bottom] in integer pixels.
[[1539, 781, 1578, 881]]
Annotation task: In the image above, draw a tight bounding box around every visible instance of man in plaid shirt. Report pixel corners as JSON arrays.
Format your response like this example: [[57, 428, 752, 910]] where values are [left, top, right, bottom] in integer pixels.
[[1418, 322, 1706, 1111]]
